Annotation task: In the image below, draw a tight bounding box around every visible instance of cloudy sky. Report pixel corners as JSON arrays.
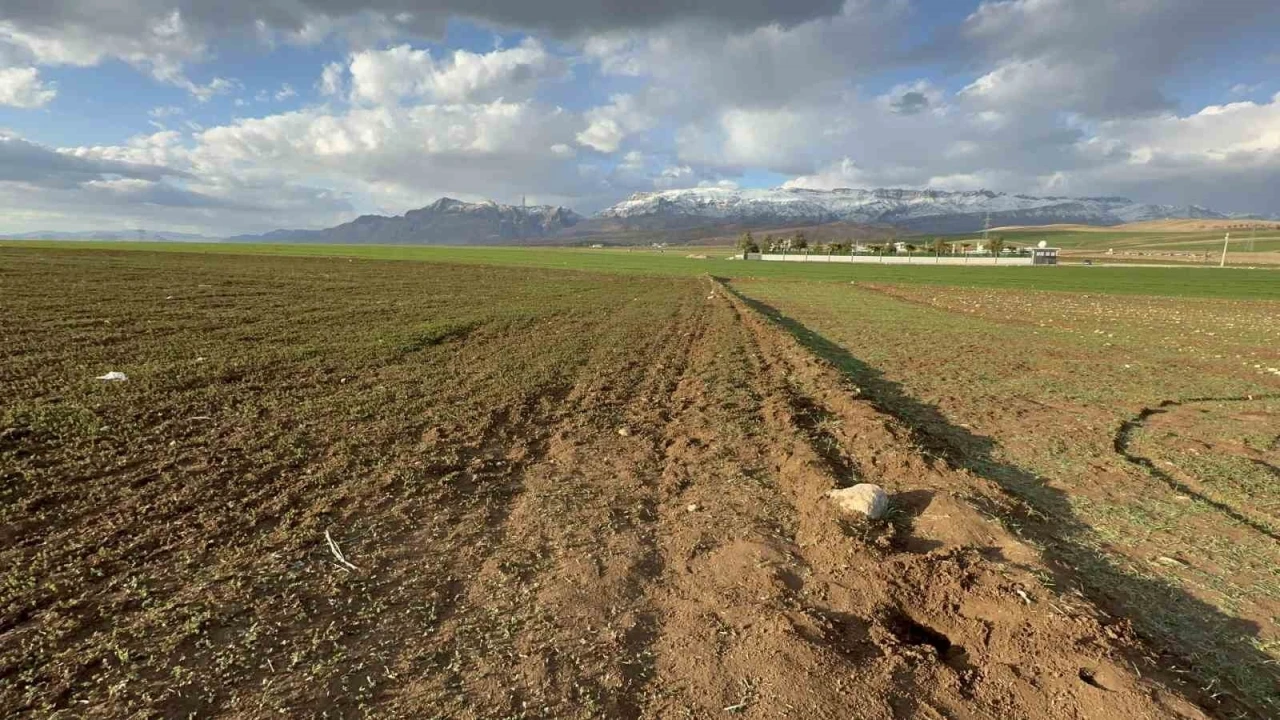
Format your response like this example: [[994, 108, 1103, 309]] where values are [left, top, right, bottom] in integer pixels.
[[1, 0, 1278, 235]]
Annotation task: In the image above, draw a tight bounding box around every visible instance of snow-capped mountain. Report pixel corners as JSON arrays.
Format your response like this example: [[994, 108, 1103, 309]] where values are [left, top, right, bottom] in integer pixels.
[[231, 198, 582, 245], [594, 187, 1238, 233], [209, 189, 1272, 246]]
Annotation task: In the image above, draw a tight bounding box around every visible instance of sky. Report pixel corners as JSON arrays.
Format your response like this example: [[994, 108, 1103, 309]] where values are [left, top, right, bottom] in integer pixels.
[[0, 0, 1278, 235]]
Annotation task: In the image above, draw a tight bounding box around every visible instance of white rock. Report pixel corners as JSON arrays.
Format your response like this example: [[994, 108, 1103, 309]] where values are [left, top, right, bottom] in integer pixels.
[[95, 371, 128, 382], [826, 484, 889, 520], [686, 503, 699, 513], [617, 427, 631, 437]]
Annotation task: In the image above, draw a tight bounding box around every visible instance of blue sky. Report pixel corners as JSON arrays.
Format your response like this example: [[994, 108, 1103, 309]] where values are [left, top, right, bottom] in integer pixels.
[[1, 0, 1278, 234]]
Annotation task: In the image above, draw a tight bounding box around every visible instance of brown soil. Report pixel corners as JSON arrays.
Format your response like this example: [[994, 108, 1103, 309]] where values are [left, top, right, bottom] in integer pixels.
[[0, 251, 1223, 718], [377, 282, 1207, 718]]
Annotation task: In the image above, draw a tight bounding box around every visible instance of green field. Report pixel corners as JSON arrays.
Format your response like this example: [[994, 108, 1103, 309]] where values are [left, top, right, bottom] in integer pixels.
[[4, 240, 1279, 300], [988, 228, 1280, 254]]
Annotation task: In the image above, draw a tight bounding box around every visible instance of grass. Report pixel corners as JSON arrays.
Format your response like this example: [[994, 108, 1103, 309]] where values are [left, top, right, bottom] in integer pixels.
[[985, 228, 1280, 254], [730, 277, 1280, 714], [4, 240, 1280, 300]]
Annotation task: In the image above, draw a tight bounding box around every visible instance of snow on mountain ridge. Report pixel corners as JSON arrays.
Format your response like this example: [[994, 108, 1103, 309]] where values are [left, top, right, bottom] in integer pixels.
[[595, 187, 1231, 230]]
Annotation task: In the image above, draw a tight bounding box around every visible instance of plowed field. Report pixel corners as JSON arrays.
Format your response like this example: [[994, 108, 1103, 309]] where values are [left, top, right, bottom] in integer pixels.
[[1, 247, 1272, 718]]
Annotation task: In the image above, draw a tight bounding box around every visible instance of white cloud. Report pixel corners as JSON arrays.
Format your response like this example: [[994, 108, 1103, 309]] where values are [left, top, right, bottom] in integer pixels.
[[783, 158, 869, 190], [319, 62, 345, 97], [183, 76, 236, 102], [275, 83, 297, 101], [0, 10, 229, 100], [348, 44, 433, 105], [148, 105, 184, 119], [3, 0, 1280, 233], [346, 39, 565, 106], [956, 0, 1280, 117], [0, 66, 56, 108], [575, 94, 656, 153], [46, 94, 596, 233]]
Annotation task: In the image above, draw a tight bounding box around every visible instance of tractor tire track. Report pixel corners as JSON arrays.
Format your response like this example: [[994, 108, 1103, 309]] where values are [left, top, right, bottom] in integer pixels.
[[1113, 395, 1280, 542]]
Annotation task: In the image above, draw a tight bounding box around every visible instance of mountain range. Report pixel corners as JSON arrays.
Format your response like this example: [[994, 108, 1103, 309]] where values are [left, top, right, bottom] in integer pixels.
[[228, 188, 1276, 244], [228, 198, 583, 245], [594, 187, 1261, 233], [7, 188, 1275, 245]]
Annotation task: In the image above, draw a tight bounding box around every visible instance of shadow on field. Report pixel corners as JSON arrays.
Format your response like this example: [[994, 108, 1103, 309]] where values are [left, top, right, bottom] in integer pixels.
[[731, 289, 1279, 719]]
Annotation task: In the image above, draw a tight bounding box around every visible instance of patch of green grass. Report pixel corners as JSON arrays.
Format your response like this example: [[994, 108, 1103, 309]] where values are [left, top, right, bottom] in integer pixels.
[[4, 241, 1280, 300], [976, 228, 1280, 255]]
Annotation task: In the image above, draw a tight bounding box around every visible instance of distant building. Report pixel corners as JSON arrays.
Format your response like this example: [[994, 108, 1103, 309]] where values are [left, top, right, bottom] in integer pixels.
[[1031, 247, 1059, 265]]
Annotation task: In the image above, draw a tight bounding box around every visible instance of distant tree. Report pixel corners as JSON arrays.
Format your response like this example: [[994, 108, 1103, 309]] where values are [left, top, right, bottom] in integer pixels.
[[793, 231, 808, 250], [904, 243, 918, 254], [829, 242, 847, 253], [988, 235, 1006, 255], [931, 238, 947, 255], [960, 242, 973, 253], [738, 231, 759, 254]]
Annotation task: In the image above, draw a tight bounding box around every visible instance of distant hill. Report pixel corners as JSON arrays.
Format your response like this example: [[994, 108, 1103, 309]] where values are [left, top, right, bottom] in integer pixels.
[[993, 219, 1280, 233], [1107, 218, 1280, 233], [1, 229, 216, 241], [229, 198, 582, 245]]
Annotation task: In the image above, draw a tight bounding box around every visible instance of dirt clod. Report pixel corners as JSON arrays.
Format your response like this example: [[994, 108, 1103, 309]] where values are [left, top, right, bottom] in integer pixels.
[[827, 483, 890, 519]]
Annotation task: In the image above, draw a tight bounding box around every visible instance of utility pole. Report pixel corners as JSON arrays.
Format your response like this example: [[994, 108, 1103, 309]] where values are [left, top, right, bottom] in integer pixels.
[[1219, 232, 1230, 267], [982, 212, 991, 251]]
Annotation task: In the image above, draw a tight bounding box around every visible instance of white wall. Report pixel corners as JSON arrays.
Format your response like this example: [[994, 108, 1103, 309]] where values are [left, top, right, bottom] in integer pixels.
[[749, 253, 1033, 266]]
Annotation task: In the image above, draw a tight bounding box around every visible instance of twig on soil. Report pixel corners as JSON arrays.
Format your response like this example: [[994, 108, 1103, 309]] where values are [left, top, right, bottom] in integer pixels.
[[325, 529, 359, 571]]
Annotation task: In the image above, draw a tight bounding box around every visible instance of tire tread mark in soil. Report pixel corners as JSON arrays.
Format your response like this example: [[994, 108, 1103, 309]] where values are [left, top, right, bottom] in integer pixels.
[[1113, 395, 1280, 543]]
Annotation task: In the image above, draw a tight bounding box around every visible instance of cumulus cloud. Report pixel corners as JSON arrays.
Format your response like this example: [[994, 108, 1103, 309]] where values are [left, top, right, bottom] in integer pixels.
[[37, 92, 600, 233], [319, 61, 345, 96], [0, 131, 181, 187], [0, 66, 55, 108], [343, 39, 565, 105], [576, 94, 656, 153], [4, 0, 1280, 233], [584, 1, 907, 112], [0, 10, 229, 99], [956, 0, 1280, 117], [0, 1, 847, 46]]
